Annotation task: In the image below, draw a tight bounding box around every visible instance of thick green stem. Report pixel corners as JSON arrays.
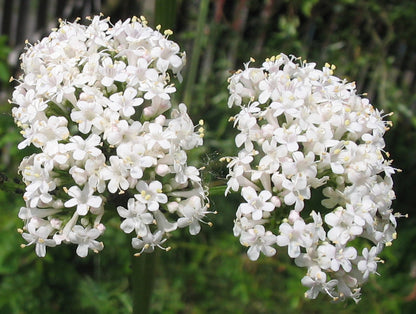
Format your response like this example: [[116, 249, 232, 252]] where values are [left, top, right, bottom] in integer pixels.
[[131, 252, 157, 314], [155, 0, 177, 31], [183, 0, 210, 108]]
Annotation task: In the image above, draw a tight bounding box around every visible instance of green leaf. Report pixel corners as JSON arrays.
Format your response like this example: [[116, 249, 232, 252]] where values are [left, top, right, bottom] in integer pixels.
[[0, 62, 9, 83]]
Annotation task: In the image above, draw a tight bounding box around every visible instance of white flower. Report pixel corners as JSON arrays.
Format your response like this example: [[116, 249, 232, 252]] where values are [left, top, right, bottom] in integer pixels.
[[169, 103, 203, 150], [301, 266, 337, 299], [18, 206, 61, 221], [273, 125, 306, 152], [117, 198, 154, 236], [69, 154, 107, 192], [126, 58, 159, 86], [282, 174, 311, 211], [66, 134, 102, 161], [330, 246, 357, 272], [68, 225, 104, 257], [131, 230, 167, 255], [282, 151, 317, 179], [177, 196, 210, 235], [324, 207, 364, 245], [28, 116, 69, 148], [357, 246, 380, 279], [21, 219, 56, 257], [238, 186, 274, 221], [100, 57, 127, 87], [135, 180, 167, 211], [100, 156, 130, 193], [145, 122, 174, 151], [316, 243, 336, 270], [234, 108, 259, 151], [141, 79, 176, 102], [43, 142, 70, 169], [22, 170, 56, 208], [116, 142, 155, 179], [64, 183, 103, 216], [240, 225, 277, 261], [151, 37, 182, 73], [70, 96, 104, 134], [109, 87, 143, 117], [104, 119, 140, 146], [175, 165, 200, 185], [153, 210, 177, 233], [276, 217, 313, 258]]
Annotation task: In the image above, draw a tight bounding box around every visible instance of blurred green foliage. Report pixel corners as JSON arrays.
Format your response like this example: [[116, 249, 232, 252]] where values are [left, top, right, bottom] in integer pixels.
[[0, 35, 10, 86], [1, 0, 416, 313]]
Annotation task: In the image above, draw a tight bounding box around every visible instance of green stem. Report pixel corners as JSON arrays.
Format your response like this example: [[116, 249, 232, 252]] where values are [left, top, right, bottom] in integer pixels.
[[131, 252, 157, 314], [208, 184, 227, 196], [154, 0, 177, 31], [183, 0, 210, 108]]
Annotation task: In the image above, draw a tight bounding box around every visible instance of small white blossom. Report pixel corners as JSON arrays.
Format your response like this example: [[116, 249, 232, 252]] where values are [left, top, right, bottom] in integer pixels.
[[301, 266, 337, 300], [70, 96, 104, 134], [117, 198, 154, 236], [276, 217, 313, 258], [131, 230, 167, 256], [109, 87, 143, 117], [177, 196, 210, 235], [240, 224, 277, 261], [64, 183, 103, 216], [357, 246, 380, 279], [238, 186, 274, 221], [100, 156, 130, 193], [66, 134, 102, 161], [100, 57, 127, 87], [68, 225, 104, 257], [21, 219, 56, 257], [135, 180, 167, 211]]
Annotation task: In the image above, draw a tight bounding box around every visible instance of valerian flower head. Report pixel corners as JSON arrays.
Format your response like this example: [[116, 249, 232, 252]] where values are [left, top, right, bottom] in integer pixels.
[[226, 54, 400, 302], [12, 15, 212, 258]]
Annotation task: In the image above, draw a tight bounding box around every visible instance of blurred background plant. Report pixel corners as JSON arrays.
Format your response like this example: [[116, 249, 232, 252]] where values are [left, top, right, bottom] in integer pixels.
[[1, 0, 416, 313]]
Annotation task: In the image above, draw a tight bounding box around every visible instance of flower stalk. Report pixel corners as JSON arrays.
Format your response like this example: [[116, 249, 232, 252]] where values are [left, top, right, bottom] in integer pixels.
[[183, 0, 210, 108], [132, 252, 157, 314]]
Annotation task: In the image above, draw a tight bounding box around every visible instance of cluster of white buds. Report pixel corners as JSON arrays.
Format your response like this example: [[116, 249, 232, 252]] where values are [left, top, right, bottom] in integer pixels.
[[12, 15, 212, 258], [225, 54, 401, 302]]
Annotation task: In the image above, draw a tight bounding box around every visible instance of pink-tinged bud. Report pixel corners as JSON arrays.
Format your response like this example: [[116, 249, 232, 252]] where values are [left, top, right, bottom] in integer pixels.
[[167, 201, 179, 213], [155, 164, 170, 176], [96, 223, 106, 233], [154, 114, 166, 125], [270, 196, 281, 208], [288, 210, 300, 224]]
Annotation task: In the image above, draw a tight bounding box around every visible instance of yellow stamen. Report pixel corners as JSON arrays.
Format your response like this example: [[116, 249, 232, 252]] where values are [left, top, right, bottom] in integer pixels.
[[164, 29, 173, 36]]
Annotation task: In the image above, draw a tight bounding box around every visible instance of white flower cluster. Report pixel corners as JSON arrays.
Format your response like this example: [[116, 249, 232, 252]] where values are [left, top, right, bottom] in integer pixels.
[[225, 54, 400, 302], [12, 16, 211, 258]]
